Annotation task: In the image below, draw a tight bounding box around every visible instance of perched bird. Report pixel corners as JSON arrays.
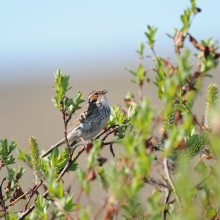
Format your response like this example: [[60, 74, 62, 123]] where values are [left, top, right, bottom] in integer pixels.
[[40, 90, 111, 158]]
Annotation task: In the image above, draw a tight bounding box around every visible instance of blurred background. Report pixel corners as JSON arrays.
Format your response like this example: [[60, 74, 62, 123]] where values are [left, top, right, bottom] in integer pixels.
[[0, 0, 220, 213]]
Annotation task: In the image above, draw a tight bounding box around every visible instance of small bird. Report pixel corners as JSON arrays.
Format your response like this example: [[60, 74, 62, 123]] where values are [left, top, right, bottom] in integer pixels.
[[40, 90, 111, 158]]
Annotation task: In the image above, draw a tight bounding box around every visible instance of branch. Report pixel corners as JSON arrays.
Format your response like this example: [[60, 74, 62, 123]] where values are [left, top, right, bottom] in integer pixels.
[[17, 181, 43, 220], [75, 186, 83, 220], [23, 183, 40, 212], [61, 101, 74, 159], [183, 102, 203, 130], [138, 84, 143, 103], [54, 197, 73, 220], [0, 178, 6, 220], [93, 196, 107, 220], [95, 125, 119, 140], [163, 157, 181, 207], [162, 188, 171, 220], [17, 146, 85, 220]]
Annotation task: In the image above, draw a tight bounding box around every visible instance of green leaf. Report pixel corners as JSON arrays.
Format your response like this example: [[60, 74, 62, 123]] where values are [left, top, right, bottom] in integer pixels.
[[187, 134, 198, 146], [194, 160, 207, 176], [166, 33, 173, 39], [6, 166, 15, 182], [176, 104, 187, 112], [9, 139, 17, 152]]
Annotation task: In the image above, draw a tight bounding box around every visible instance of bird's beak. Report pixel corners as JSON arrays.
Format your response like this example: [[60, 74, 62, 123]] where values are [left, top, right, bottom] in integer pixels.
[[101, 90, 108, 94]]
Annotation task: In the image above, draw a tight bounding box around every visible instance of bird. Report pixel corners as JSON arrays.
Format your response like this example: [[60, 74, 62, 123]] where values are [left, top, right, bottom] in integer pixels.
[[40, 89, 111, 158]]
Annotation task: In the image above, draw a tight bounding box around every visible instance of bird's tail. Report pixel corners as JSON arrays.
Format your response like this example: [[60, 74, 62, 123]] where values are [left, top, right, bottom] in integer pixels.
[[40, 138, 66, 158]]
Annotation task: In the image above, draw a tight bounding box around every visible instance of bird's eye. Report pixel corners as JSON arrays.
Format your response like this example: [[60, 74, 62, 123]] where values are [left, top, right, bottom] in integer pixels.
[[94, 92, 98, 96]]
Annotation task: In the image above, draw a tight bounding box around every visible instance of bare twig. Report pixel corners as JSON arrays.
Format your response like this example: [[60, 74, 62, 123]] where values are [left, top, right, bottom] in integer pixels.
[[93, 195, 108, 220], [95, 125, 119, 140], [23, 184, 39, 212], [0, 178, 7, 220], [86, 193, 94, 217], [164, 157, 181, 206], [66, 172, 74, 195], [138, 84, 143, 103], [75, 186, 83, 220], [144, 176, 168, 188], [7, 190, 31, 208], [162, 188, 171, 220], [183, 103, 203, 130], [61, 101, 75, 159], [18, 145, 85, 220], [57, 146, 85, 180], [54, 197, 73, 220]]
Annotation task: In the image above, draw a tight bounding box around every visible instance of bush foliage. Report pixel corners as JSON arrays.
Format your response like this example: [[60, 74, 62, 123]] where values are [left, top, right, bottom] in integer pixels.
[[1, 1, 220, 219]]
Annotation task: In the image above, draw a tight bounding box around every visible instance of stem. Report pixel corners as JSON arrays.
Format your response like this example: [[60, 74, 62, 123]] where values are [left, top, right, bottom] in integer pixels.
[[152, 47, 157, 57], [75, 186, 83, 220], [17, 181, 43, 220], [95, 125, 119, 140], [93, 196, 107, 220], [23, 185, 38, 212], [138, 84, 143, 103], [183, 103, 203, 130], [162, 188, 171, 220], [86, 193, 94, 217], [0, 178, 6, 220], [54, 197, 73, 220], [163, 157, 181, 207]]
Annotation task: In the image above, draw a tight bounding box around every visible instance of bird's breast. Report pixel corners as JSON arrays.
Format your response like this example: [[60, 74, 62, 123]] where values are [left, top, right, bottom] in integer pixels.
[[81, 105, 111, 140]]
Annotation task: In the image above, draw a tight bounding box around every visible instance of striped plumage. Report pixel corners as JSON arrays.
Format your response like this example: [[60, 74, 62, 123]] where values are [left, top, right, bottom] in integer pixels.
[[40, 90, 111, 158]]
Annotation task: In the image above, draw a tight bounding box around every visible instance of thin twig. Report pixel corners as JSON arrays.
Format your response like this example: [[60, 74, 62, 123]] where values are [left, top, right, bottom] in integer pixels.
[[183, 103, 203, 130], [144, 176, 168, 188], [95, 125, 119, 140], [66, 172, 74, 195], [6, 189, 31, 208], [93, 195, 107, 220], [164, 157, 181, 207], [86, 193, 94, 217], [54, 197, 73, 220], [162, 188, 171, 220], [23, 184, 38, 212], [0, 178, 7, 220], [138, 84, 143, 103], [57, 146, 85, 180], [75, 186, 83, 220], [61, 101, 74, 159], [101, 128, 118, 142], [152, 48, 157, 58]]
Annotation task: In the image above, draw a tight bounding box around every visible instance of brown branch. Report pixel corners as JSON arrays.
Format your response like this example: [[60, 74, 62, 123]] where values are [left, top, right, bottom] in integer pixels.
[[66, 172, 74, 195], [138, 84, 143, 103], [162, 188, 171, 220], [93, 195, 107, 220], [17, 146, 85, 220], [183, 102, 203, 130], [75, 186, 83, 220], [95, 125, 119, 140], [54, 197, 73, 220], [57, 146, 85, 180], [61, 101, 73, 159], [0, 178, 7, 220], [86, 193, 94, 217], [187, 33, 220, 59], [143, 176, 168, 188], [5, 189, 31, 209], [23, 183, 40, 212]]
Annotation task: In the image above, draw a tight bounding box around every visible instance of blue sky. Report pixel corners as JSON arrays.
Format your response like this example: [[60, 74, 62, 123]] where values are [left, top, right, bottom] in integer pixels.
[[1, 0, 220, 85]]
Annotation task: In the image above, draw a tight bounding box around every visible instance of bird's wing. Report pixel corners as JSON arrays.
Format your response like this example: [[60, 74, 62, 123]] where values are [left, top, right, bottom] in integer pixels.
[[67, 104, 97, 133]]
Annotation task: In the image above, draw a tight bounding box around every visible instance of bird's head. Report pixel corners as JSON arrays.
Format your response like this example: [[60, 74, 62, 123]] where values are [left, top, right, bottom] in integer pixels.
[[87, 90, 108, 106]]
